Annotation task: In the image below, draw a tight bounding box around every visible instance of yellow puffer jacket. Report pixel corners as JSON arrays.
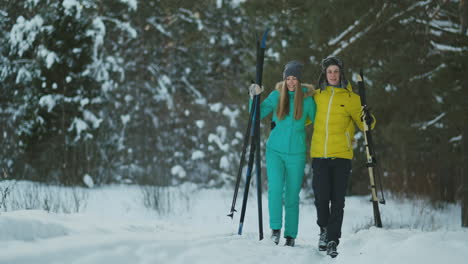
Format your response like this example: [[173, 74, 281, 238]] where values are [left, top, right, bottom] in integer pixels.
[[310, 83, 375, 160]]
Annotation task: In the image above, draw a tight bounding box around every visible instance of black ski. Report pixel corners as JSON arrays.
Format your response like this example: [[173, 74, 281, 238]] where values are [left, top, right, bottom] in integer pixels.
[[228, 28, 268, 241], [357, 69, 385, 228]]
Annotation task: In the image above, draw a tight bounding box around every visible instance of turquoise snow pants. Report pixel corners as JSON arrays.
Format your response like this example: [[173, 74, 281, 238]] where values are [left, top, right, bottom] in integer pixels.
[[266, 148, 306, 239]]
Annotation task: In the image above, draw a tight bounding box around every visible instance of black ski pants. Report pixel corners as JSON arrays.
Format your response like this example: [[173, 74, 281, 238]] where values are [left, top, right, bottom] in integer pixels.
[[312, 158, 351, 245]]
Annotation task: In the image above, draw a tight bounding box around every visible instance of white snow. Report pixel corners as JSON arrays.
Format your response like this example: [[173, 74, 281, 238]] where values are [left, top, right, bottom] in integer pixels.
[[155, 75, 174, 110], [119, 0, 138, 11], [86, 18, 106, 79], [330, 23, 373, 57], [409, 63, 447, 82], [0, 181, 467, 264], [39, 94, 59, 112], [281, 40, 287, 47], [221, 58, 231, 66], [171, 165, 186, 178], [68, 117, 89, 141], [328, 20, 360, 46], [38, 45, 59, 69], [181, 76, 203, 99], [195, 98, 208, 105], [384, 83, 397, 92], [117, 21, 137, 38], [26, 0, 40, 7], [266, 48, 280, 61], [223, 106, 240, 127], [430, 19, 459, 34], [83, 110, 102, 129], [412, 112, 446, 130], [9, 15, 44, 57], [222, 33, 234, 45], [147, 17, 171, 37], [208, 133, 229, 152], [124, 94, 133, 103], [431, 41, 466, 52], [62, 0, 83, 19], [83, 174, 94, 188], [219, 155, 230, 169], [80, 98, 90, 106], [210, 102, 223, 112], [216, 126, 227, 141], [121, 114, 130, 125], [230, 0, 247, 7], [15, 67, 32, 84], [195, 120, 205, 128], [191, 150, 205, 160], [449, 135, 462, 143]]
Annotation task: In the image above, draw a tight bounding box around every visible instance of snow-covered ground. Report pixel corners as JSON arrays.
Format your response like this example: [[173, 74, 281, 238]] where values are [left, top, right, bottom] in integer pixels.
[[0, 181, 467, 264]]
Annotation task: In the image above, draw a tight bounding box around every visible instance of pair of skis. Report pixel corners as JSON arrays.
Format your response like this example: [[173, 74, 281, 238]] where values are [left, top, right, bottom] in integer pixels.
[[357, 70, 386, 228], [227, 29, 269, 241]]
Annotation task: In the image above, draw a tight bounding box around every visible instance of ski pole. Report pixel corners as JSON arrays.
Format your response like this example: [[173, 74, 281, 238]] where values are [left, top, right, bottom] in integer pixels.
[[254, 29, 268, 241], [227, 94, 256, 219], [237, 28, 268, 238]]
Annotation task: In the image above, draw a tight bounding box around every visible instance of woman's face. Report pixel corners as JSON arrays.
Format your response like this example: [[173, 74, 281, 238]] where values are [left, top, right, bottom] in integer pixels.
[[326, 65, 340, 86], [286, 76, 298, 91]]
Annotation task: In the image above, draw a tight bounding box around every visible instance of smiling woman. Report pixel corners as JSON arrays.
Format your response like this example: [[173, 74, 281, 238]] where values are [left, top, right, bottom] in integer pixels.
[[248, 60, 316, 247]]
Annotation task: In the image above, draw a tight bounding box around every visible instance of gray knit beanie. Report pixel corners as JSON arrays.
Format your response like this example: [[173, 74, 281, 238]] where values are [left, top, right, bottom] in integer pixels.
[[283, 60, 303, 81]]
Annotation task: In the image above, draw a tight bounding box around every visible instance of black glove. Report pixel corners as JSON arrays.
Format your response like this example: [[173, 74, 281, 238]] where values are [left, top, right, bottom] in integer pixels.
[[363, 114, 374, 126], [361, 109, 374, 126], [270, 121, 276, 130]]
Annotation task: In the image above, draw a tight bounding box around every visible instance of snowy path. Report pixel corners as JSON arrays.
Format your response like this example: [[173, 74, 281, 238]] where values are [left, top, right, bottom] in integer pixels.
[[0, 185, 467, 264]]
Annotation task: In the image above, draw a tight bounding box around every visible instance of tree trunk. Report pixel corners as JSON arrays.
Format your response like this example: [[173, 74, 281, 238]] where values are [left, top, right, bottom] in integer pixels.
[[463, 110, 468, 227], [461, 0, 468, 34], [463, 68, 468, 227]]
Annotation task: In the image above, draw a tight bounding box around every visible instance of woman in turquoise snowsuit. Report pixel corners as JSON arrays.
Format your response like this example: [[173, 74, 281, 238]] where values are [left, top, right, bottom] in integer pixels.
[[249, 61, 316, 246]]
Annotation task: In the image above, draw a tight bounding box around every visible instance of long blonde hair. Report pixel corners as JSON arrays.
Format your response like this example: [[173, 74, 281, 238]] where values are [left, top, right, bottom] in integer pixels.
[[276, 80, 304, 120]]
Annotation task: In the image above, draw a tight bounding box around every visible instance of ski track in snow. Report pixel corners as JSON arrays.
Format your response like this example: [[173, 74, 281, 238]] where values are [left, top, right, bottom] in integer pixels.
[[0, 184, 467, 264]]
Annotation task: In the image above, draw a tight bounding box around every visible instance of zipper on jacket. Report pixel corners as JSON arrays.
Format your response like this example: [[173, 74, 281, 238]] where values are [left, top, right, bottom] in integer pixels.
[[288, 93, 294, 153], [346, 131, 351, 150], [289, 116, 293, 153], [324, 87, 335, 157]]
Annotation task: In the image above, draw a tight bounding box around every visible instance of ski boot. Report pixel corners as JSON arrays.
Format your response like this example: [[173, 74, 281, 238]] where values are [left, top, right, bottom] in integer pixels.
[[271, 229, 281, 245], [284, 236, 295, 247], [326, 241, 338, 258], [318, 227, 327, 251]]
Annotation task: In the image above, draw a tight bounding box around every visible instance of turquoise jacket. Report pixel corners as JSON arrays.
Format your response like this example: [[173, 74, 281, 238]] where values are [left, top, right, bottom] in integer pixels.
[[251, 86, 316, 154]]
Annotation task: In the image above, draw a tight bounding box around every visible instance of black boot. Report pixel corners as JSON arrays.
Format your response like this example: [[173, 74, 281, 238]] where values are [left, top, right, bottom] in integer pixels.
[[318, 227, 327, 251], [326, 241, 338, 258], [271, 229, 281, 245], [284, 236, 295, 247]]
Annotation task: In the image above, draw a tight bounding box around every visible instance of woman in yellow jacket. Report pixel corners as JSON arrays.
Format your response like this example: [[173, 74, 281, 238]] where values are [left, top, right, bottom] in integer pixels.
[[310, 56, 375, 258]]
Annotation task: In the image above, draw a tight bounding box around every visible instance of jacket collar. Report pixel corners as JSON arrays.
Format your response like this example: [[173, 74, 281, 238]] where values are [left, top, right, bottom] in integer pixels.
[[323, 82, 353, 93]]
